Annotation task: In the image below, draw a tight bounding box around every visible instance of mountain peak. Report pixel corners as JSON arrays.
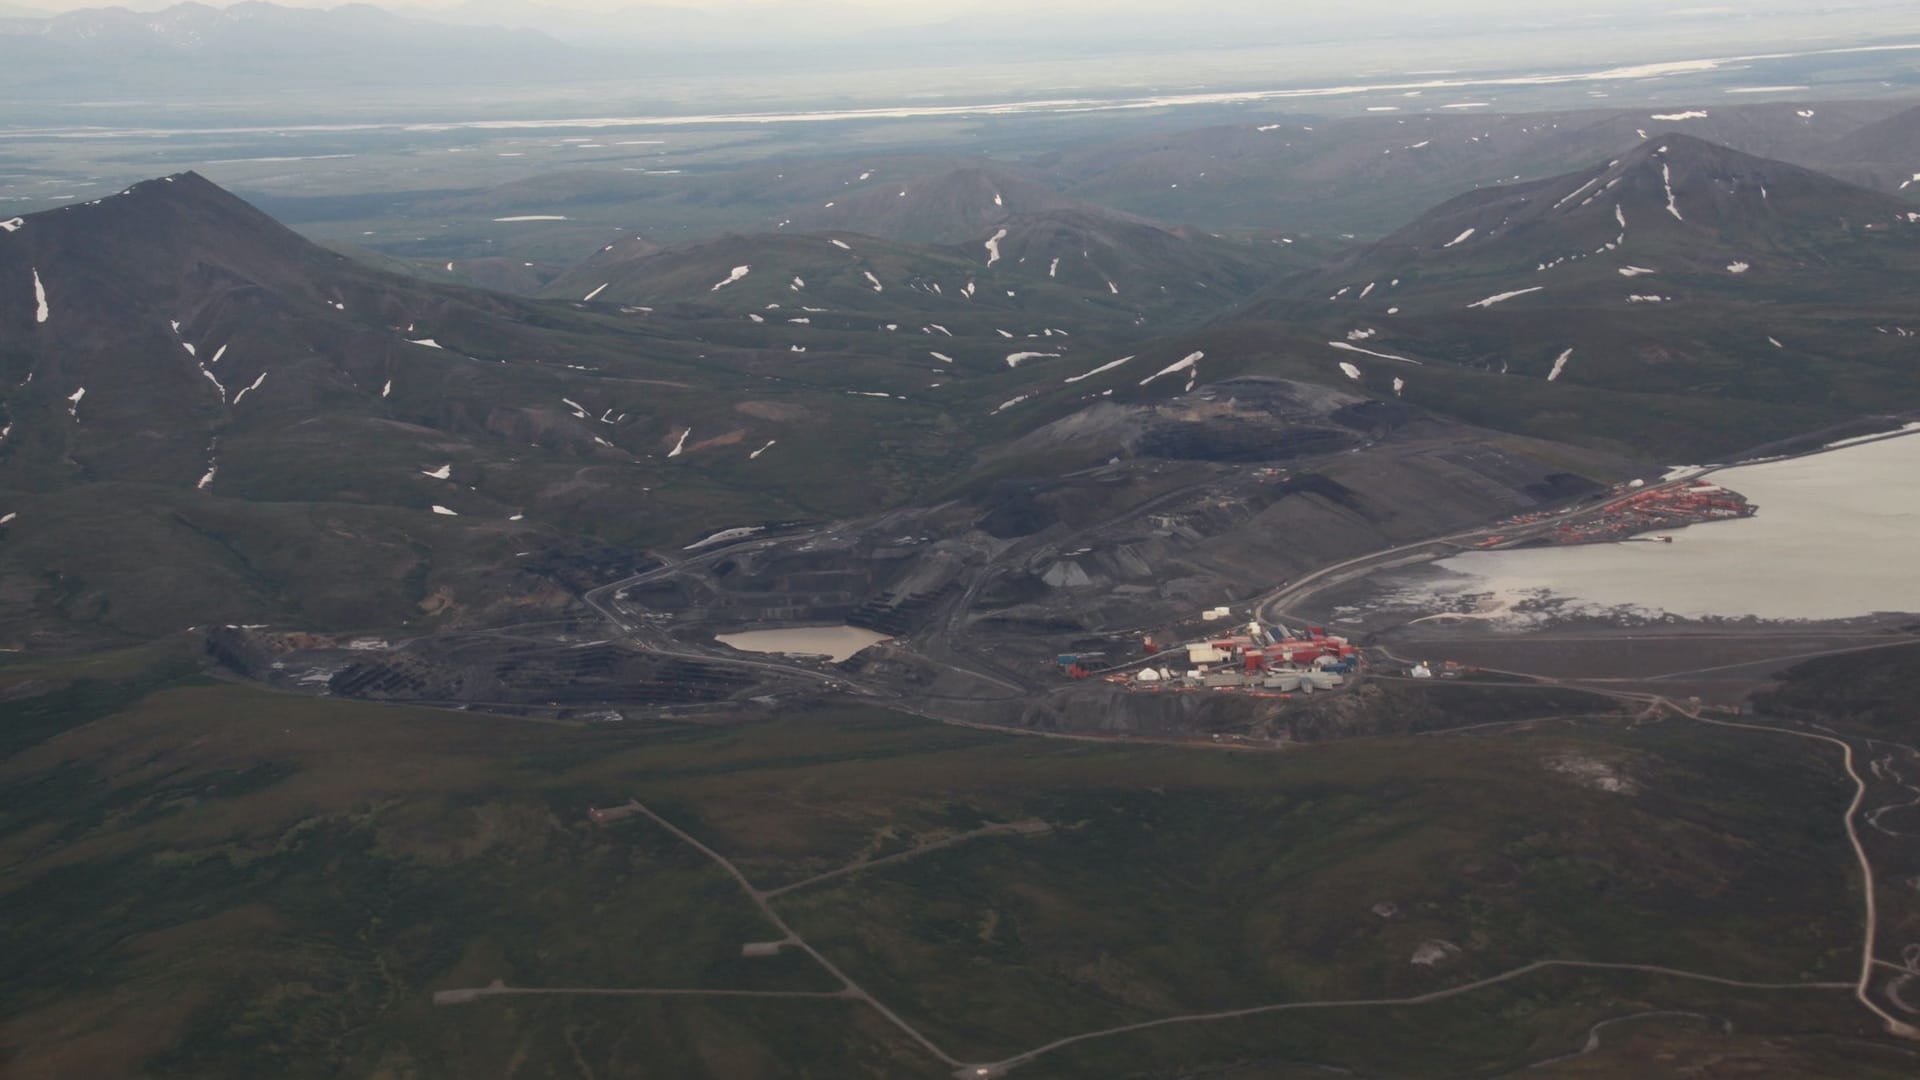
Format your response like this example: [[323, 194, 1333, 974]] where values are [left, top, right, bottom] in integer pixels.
[[1371, 133, 1915, 264]]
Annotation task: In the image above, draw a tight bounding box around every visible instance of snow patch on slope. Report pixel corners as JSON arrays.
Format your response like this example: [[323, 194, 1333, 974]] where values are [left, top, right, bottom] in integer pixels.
[[1466, 287, 1544, 309], [1139, 351, 1202, 386], [1005, 352, 1060, 368], [233, 371, 267, 404], [1064, 355, 1135, 383], [984, 227, 1007, 266], [1328, 341, 1423, 365]]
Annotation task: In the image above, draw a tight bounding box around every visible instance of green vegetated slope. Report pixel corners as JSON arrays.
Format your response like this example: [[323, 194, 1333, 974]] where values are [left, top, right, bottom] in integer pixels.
[[1, 650, 1897, 1078], [1751, 643, 1920, 740]]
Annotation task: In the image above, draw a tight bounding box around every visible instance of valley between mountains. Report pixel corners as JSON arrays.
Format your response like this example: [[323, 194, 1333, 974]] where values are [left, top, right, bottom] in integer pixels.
[[5, 86, 1920, 1079]]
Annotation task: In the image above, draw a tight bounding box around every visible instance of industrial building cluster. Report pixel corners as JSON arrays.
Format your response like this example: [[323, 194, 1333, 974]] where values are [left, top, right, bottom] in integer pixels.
[[1060, 617, 1362, 695], [1470, 479, 1756, 549], [1557, 479, 1755, 545]]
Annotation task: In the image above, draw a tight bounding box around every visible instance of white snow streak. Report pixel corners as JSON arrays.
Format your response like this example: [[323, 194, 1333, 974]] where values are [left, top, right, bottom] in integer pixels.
[[583, 282, 610, 301], [930, 351, 955, 363], [1139, 351, 1203, 386], [829, 239, 852, 251], [1328, 341, 1423, 365], [711, 265, 751, 291], [431, 505, 459, 516], [1005, 352, 1060, 368], [862, 271, 883, 292], [750, 440, 776, 459], [1547, 348, 1573, 382], [492, 215, 568, 221], [1727, 261, 1750, 274], [410, 338, 443, 349], [1064, 355, 1135, 383], [1650, 110, 1708, 120], [422, 464, 452, 480], [667, 428, 691, 457], [382, 379, 393, 398], [66, 386, 85, 418], [32, 268, 48, 323], [233, 371, 267, 404], [1338, 361, 1363, 380], [0, 217, 21, 233], [1661, 163, 1683, 221], [1466, 287, 1544, 309], [1553, 176, 1601, 210], [1617, 266, 1657, 277], [1442, 227, 1476, 248]]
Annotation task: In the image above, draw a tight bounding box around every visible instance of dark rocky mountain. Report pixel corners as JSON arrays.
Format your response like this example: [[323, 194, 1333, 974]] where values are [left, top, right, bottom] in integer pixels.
[[1187, 136, 1920, 453], [1817, 103, 1920, 194], [3, 155, 1913, 648], [0, 174, 1050, 645], [775, 167, 1090, 245], [540, 208, 1306, 336], [1329, 133, 1920, 295], [1043, 100, 1912, 238]]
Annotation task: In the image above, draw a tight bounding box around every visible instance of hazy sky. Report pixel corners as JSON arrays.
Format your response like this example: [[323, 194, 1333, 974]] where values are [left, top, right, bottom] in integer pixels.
[[0, 0, 1827, 14], [12, 0, 1920, 53]]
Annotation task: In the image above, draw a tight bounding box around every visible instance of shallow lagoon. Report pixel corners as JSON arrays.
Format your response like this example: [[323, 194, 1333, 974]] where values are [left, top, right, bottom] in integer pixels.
[[1403, 431, 1920, 622], [714, 625, 891, 662]]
